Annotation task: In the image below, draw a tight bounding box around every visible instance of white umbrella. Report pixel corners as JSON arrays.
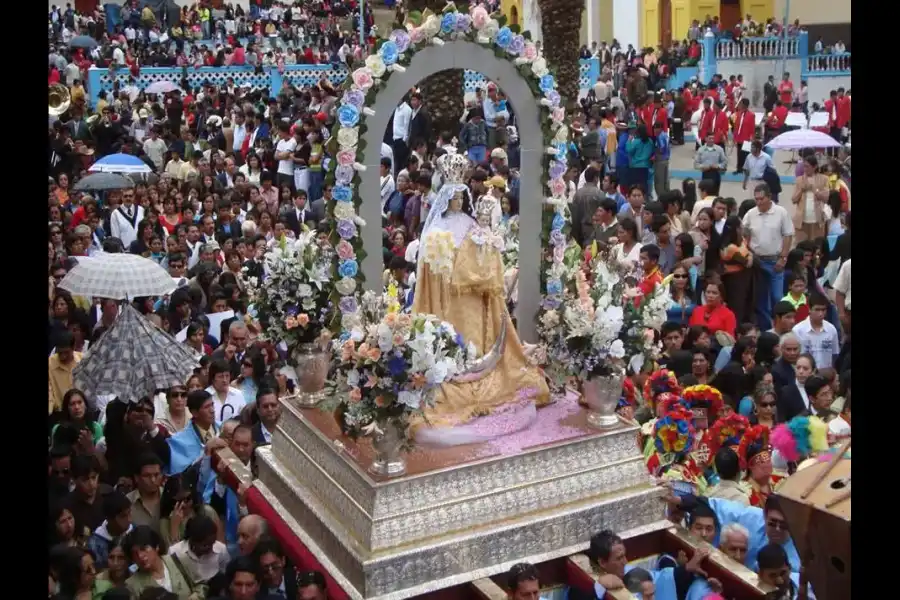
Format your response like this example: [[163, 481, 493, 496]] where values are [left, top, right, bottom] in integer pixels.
[[767, 129, 842, 150], [58, 253, 176, 300], [89, 153, 153, 175], [145, 80, 180, 95]]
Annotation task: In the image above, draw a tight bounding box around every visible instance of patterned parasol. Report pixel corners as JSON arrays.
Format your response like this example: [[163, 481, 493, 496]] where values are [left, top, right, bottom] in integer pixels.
[[58, 253, 176, 300], [74, 304, 199, 403]]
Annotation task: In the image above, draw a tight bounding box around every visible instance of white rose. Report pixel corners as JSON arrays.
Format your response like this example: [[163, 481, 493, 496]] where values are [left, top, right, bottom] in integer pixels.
[[609, 339, 625, 359], [365, 54, 386, 78], [483, 18, 499, 39], [336, 277, 357, 295], [337, 127, 359, 149], [333, 202, 355, 220], [531, 57, 549, 77]]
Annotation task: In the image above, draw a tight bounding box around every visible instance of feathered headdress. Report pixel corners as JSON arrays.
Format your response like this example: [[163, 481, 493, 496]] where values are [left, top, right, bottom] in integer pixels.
[[653, 406, 696, 461], [681, 385, 724, 426], [709, 413, 751, 457], [644, 369, 681, 412], [771, 416, 829, 463], [738, 424, 771, 470]]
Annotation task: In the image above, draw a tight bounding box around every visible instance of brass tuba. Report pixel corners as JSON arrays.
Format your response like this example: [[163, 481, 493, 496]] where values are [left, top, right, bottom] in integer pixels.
[[49, 83, 71, 117]]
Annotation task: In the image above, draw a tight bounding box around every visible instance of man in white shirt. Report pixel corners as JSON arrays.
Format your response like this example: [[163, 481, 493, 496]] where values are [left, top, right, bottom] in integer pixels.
[[142, 126, 168, 172], [168, 514, 230, 584], [109, 189, 144, 248], [392, 99, 413, 176], [273, 121, 297, 190], [111, 41, 126, 66], [792, 294, 839, 371]]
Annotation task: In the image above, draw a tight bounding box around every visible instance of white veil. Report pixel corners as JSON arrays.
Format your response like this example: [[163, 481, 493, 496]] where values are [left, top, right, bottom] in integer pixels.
[[420, 182, 472, 239]]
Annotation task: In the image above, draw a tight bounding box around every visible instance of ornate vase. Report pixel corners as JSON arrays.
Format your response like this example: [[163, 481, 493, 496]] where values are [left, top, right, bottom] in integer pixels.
[[369, 418, 407, 477], [583, 372, 625, 429], [289, 343, 331, 407]]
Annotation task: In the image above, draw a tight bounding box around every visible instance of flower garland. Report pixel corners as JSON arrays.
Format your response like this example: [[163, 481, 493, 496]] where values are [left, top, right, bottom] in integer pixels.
[[325, 4, 570, 335]]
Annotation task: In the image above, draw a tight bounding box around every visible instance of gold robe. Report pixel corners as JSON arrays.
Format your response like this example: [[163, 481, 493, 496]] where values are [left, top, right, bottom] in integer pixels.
[[411, 234, 549, 430]]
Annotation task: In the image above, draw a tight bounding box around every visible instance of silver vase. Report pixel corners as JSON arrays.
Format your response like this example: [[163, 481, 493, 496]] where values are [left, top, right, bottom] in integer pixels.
[[583, 372, 624, 429], [369, 419, 407, 477], [289, 343, 331, 407]]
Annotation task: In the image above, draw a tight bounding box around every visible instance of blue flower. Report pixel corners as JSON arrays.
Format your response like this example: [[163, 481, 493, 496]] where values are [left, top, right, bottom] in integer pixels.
[[539, 74, 556, 95], [455, 333, 465, 347], [332, 185, 353, 203], [388, 355, 407, 377], [551, 213, 565, 231], [441, 12, 457, 34], [546, 279, 563, 295], [495, 27, 513, 49], [338, 259, 359, 278], [337, 104, 360, 128], [553, 142, 567, 161], [379, 40, 400, 65]]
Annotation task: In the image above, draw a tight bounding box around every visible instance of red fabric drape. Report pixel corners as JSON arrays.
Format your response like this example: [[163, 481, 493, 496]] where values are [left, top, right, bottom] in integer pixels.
[[245, 487, 352, 600]]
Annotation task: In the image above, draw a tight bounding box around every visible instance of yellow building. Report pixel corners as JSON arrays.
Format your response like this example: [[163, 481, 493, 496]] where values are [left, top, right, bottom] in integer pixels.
[[639, 0, 775, 48], [500, 0, 524, 29]]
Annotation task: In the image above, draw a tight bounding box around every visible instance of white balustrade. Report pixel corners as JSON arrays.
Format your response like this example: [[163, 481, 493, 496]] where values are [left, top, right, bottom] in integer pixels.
[[807, 53, 852, 74], [716, 36, 800, 60]]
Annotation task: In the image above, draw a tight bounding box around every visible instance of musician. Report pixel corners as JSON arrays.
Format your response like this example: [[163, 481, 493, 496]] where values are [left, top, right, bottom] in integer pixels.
[[711, 101, 729, 152], [695, 97, 714, 151], [766, 100, 789, 142], [732, 99, 756, 174], [639, 93, 668, 138], [824, 90, 841, 144]]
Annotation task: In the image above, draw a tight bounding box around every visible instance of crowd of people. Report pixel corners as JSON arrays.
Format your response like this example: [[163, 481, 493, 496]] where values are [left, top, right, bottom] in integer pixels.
[[47, 3, 849, 600]]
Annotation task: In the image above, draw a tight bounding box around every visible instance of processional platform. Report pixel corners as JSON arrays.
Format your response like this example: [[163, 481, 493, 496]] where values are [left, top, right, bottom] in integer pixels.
[[255, 396, 669, 599]]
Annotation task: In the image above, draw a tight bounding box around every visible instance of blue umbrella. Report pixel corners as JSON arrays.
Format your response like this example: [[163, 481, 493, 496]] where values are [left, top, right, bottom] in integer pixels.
[[89, 153, 153, 175], [69, 35, 99, 49]]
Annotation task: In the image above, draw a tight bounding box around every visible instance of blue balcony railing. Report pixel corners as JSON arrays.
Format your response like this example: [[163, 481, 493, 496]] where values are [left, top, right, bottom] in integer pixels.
[[715, 35, 803, 60]]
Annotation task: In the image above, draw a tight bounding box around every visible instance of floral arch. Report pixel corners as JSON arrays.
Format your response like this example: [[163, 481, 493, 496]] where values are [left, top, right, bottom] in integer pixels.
[[325, 6, 572, 343]]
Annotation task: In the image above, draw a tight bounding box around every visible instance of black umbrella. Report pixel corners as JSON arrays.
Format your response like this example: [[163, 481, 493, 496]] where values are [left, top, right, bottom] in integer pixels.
[[69, 35, 99, 49], [73, 173, 135, 192]]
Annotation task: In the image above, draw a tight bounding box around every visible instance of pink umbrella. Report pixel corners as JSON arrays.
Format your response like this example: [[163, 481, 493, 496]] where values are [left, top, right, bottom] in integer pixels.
[[767, 129, 841, 150]]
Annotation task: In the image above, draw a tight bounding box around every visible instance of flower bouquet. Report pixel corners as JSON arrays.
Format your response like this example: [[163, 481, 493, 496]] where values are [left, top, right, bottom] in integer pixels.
[[331, 310, 471, 473], [245, 232, 333, 348], [245, 232, 334, 404]]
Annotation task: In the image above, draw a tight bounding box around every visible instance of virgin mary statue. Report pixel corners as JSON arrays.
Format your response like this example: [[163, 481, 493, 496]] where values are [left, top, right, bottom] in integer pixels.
[[411, 153, 549, 445]]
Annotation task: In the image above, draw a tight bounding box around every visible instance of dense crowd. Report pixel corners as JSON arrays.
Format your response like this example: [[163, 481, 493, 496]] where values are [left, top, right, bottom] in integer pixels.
[[47, 4, 849, 600]]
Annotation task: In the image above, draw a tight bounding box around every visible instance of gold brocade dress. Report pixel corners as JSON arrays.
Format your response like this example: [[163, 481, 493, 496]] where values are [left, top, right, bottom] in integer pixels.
[[411, 232, 550, 431]]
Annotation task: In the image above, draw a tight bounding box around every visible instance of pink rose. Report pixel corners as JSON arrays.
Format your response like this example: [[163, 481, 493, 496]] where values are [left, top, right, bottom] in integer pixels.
[[549, 178, 566, 197], [553, 244, 565, 263], [471, 6, 489, 30], [351, 67, 374, 91], [336, 149, 357, 167], [522, 42, 538, 61], [409, 27, 425, 44], [551, 107, 565, 123], [336, 240, 356, 260]]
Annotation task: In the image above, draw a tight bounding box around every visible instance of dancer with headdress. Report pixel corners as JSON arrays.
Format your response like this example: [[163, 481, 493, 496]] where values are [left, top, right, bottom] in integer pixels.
[[681, 385, 724, 474], [737, 425, 783, 508], [646, 405, 708, 495], [770, 415, 830, 474]]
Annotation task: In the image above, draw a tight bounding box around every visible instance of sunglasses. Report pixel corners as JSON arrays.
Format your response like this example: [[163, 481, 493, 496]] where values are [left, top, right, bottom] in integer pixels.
[[672, 274, 688, 279], [169, 391, 187, 398], [758, 400, 776, 408], [767, 519, 788, 531]]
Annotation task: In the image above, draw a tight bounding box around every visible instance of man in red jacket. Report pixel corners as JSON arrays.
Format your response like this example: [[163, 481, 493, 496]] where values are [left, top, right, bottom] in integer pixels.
[[712, 101, 729, 152], [696, 97, 714, 150], [836, 87, 851, 142], [640, 93, 668, 137], [732, 98, 756, 174], [766, 100, 789, 143]]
